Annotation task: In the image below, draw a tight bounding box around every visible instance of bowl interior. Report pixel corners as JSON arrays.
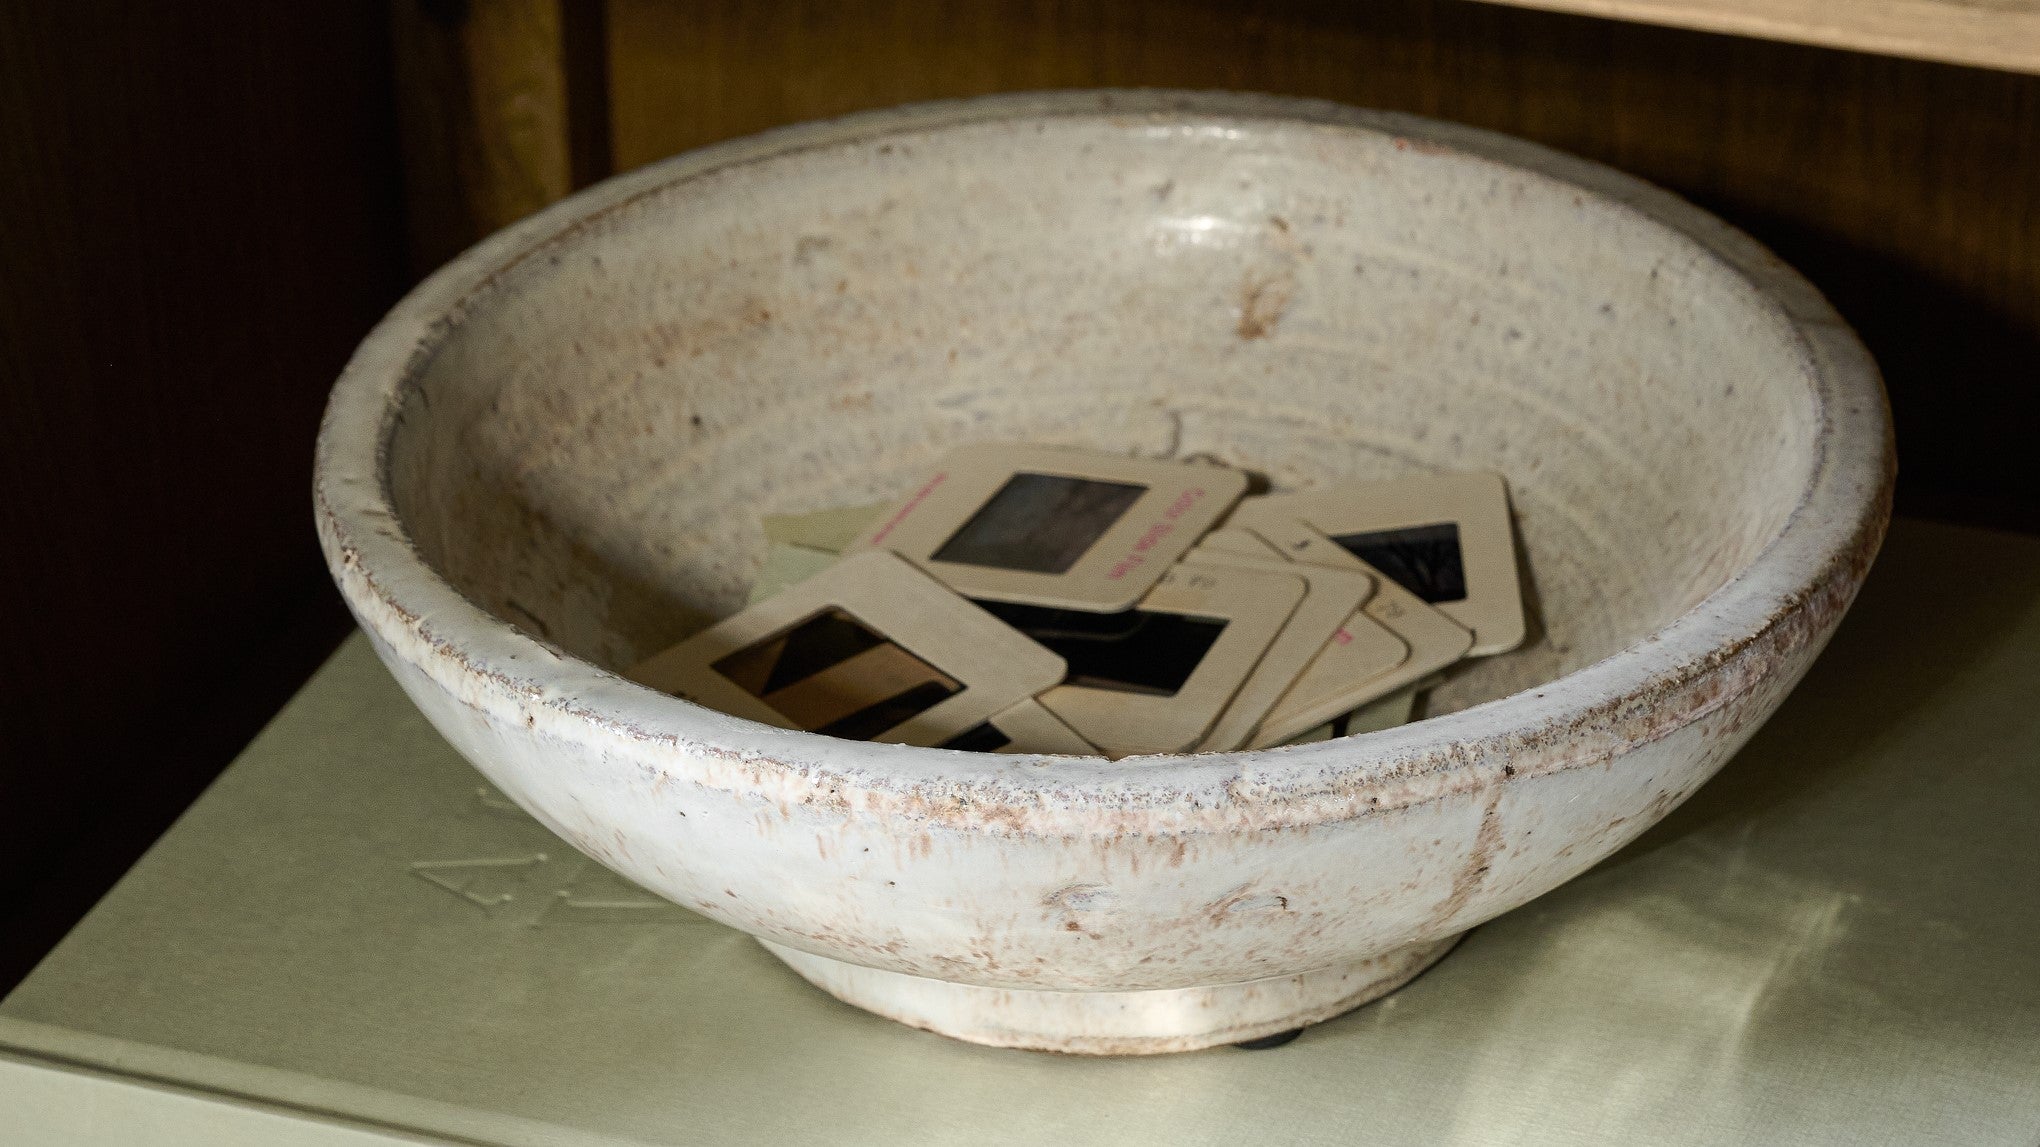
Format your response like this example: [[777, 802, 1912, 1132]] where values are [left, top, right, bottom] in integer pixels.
[[383, 108, 1821, 727]]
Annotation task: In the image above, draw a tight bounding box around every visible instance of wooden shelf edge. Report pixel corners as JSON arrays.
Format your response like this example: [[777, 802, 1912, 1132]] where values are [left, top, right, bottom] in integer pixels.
[[1465, 0, 2040, 74]]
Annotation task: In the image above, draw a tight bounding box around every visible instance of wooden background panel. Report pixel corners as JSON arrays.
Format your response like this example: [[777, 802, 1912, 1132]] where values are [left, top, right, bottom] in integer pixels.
[[391, 0, 611, 275], [606, 0, 2040, 530], [0, 3, 407, 987]]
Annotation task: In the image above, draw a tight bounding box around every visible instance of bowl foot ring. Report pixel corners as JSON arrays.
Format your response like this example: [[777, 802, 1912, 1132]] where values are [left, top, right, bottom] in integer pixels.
[[760, 933, 1463, 1055]]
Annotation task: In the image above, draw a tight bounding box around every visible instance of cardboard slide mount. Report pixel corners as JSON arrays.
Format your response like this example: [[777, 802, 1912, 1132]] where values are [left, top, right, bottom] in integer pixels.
[[850, 443, 1249, 612], [941, 699, 1097, 755], [1182, 535, 1389, 753], [629, 551, 1066, 747], [1244, 518, 1476, 747], [1229, 472, 1525, 656], [1031, 563, 1305, 756]]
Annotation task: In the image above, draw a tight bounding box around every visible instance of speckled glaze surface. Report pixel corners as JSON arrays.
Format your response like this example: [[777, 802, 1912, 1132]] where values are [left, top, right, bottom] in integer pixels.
[[314, 91, 1893, 1054]]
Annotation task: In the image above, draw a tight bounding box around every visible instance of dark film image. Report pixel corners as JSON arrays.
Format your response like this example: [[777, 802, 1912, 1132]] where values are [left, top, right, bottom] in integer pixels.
[[939, 722, 1015, 752], [932, 473, 1147, 574], [714, 609, 959, 739], [1331, 522, 1468, 604], [982, 600, 1226, 697]]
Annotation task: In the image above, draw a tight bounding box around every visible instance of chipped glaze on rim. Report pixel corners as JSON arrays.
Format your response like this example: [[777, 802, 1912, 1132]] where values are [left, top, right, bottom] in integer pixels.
[[314, 90, 1893, 839]]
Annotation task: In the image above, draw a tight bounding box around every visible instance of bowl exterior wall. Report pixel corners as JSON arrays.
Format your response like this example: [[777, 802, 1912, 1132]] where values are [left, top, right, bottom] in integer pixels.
[[320, 91, 1891, 1002], [359, 591, 1838, 993]]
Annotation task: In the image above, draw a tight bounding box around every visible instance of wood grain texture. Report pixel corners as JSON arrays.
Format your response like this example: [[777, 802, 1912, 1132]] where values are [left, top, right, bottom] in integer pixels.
[[0, 2, 407, 988], [392, 0, 611, 272], [1468, 0, 2040, 75], [604, 0, 2040, 530]]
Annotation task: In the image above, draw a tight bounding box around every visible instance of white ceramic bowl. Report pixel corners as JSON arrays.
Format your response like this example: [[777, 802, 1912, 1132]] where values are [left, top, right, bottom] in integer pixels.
[[316, 91, 1892, 1054]]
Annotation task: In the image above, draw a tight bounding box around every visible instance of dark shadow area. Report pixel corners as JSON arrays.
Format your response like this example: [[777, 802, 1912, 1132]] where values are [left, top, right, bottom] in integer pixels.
[[0, 3, 409, 989], [1722, 214, 2040, 534]]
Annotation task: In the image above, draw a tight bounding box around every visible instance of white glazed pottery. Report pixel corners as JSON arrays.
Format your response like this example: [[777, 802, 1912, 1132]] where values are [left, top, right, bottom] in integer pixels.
[[315, 91, 1893, 1054]]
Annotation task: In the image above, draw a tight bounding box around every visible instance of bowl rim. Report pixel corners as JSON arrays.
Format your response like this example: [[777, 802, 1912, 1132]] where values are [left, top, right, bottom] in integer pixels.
[[314, 89, 1893, 835]]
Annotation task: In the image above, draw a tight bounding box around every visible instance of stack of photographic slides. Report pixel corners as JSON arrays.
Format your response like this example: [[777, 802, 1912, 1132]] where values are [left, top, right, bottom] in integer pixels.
[[630, 446, 1526, 758]]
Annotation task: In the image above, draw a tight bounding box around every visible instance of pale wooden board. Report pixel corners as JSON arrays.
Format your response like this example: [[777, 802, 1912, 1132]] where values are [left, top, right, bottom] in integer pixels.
[[1465, 0, 2040, 76]]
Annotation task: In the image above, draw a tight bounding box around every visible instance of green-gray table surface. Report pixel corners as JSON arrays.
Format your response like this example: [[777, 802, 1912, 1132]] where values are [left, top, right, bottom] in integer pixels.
[[4, 518, 2037, 1145]]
